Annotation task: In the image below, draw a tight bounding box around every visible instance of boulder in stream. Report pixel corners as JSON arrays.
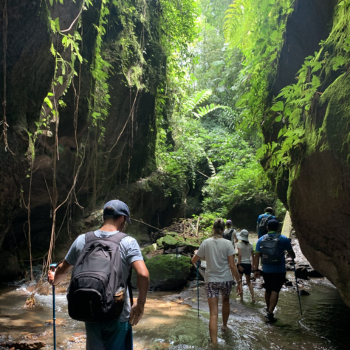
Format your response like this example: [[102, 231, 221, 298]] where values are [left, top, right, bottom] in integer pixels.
[[156, 235, 200, 252], [136, 254, 191, 290]]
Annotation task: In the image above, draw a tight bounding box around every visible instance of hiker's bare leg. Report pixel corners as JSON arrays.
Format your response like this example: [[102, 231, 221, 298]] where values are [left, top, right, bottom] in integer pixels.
[[246, 275, 255, 302], [265, 291, 271, 310], [208, 297, 219, 344], [268, 291, 279, 313], [222, 295, 230, 329]]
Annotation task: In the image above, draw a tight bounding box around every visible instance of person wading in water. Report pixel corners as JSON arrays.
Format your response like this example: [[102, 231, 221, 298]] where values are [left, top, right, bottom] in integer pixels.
[[236, 229, 255, 303], [254, 218, 295, 322], [191, 219, 242, 346], [48, 200, 150, 350], [256, 207, 275, 238], [223, 220, 238, 253]]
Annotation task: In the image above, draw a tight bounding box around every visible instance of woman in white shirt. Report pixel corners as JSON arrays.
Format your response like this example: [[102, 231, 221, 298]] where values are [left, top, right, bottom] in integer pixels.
[[191, 219, 242, 346], [236, 229, 255, 303]]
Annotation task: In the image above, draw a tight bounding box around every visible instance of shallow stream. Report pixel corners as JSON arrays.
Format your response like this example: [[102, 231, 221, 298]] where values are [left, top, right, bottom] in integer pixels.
[[0, 273, 349, 350]]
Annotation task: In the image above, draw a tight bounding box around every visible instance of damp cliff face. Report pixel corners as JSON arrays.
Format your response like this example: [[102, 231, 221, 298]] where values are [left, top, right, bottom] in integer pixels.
[[0, 0, 84, 247], [265, 0, 350, 307], [0, 1, 175, 280]]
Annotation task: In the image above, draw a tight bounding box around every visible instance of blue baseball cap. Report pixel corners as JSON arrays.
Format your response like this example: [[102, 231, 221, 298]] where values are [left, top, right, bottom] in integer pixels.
[[103, 200, 132, 224], [267, 218, 279, 230]]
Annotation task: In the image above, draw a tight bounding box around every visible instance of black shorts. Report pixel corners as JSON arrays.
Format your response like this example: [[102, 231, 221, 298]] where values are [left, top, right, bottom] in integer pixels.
[[262, 272, 286, 293], [238, 263, 252, 275]]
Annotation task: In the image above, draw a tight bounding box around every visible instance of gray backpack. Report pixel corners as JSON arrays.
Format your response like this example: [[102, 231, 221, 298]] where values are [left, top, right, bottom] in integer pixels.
[[258, 214, 273, 235], [67, 231, 132, 322], [223, 229, 234, 241], [260, 233, 282, 265]]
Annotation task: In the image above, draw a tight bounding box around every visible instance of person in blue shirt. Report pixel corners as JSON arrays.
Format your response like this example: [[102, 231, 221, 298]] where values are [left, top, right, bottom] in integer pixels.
[[254, 219, 295, 322], [256, 207, 275, 238]]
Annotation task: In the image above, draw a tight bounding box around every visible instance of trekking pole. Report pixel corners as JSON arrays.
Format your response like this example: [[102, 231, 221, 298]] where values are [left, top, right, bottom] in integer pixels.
[[293, 261, 303, 316], [176, 244, 178, 290], [196, 260, 200, 318], [50, 263, 58, 350]]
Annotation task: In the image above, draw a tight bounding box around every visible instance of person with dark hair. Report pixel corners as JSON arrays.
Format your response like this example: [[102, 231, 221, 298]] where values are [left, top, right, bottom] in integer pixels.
[[236, 230, 255, 303], [254, 219, 295, 323], [48, 200, 149, 350], [223, 220, 238, 252], [256, 207, 275, 238], [191, 219, 242, 346]]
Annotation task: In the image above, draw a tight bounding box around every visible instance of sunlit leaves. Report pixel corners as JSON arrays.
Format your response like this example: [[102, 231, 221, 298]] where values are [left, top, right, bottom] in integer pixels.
[[271, 100, 284, 112]]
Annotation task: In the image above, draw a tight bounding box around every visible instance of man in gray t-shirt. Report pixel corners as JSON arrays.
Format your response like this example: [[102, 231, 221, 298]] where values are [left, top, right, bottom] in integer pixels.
[[48, 200, 149, 350]]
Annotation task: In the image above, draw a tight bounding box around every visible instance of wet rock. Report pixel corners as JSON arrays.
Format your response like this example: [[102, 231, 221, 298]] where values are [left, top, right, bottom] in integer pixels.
[[141, 244, 158, 260], [77, 210, 103, 233], [0, 341, 46, 349], [156, 235, 200, 252], [23, 294, 36, 309], [0, 250, 23, 282], [297, 290, 310, 296], [164, 246, 188, 254], [44, 318, 65, 326], [68, 333, 86, 343], [307, 268, 324, 278], [284, 280, 293, 287], [295, 266, 309, 280], [134, 254, 191, 290]]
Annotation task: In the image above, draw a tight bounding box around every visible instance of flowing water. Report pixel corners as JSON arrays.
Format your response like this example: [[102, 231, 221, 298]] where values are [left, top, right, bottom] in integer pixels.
[[0, 272, 349, 350]]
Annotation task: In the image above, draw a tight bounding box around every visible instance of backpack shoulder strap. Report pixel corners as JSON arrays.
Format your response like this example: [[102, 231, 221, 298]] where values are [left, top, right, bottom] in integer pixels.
[[85, 231, 128, 245], [108, 232, 128, 245], [85, 231, 96, 244], [262, 233, 269, 240]]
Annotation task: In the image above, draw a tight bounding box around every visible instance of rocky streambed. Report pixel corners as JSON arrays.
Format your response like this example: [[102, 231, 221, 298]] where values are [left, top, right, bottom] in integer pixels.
[[1, 274, 350, 350]]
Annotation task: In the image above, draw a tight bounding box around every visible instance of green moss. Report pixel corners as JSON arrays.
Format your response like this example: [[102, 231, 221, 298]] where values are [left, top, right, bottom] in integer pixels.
[[146, 254, 191, 290], [166, 232, 179, 237], [156, 237, 164, 249], [131, 254, 192, 290], [142, 251, 148, 262], [318, 73, 350, 162], [158, 235, 200, 250], [162, 235, 184, 248], [142, 244, 155, 255], [184, 237, 200, 250], [146, 254, 190, 279]]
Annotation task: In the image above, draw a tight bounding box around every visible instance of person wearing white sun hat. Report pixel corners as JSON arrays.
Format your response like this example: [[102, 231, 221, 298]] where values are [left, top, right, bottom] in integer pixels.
[[236, 229, 255, 303]]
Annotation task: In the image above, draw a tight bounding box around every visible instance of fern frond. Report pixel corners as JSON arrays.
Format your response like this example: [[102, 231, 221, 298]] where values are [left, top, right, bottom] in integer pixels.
[[183, 89, 212, 115], [192, 104, 229, 118]]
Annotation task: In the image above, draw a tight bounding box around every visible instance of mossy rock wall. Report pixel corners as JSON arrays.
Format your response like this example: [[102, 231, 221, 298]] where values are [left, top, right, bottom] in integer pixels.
[[132, 254, 191, 291], [263, 0, 350, 307], [285, 74, 350, 307]]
